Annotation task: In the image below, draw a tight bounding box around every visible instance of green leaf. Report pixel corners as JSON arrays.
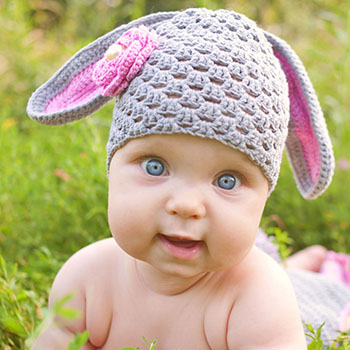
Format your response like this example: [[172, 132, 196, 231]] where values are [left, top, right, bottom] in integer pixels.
[[53, 294, 74, 312], [56, 307, 80, 320], [0, 254, 6, 272], [68, 330, 89, 350], [141, 336, 157, 349], [316, 322, 325, 339], [1, 315, 27, 337], [53, 294, 80, 320], [142, 336, 149, 346], [17, 290, 28, 301], [306, 323, 324, 350], [306, 323, 315, 335], [149, 340, 157, 350]]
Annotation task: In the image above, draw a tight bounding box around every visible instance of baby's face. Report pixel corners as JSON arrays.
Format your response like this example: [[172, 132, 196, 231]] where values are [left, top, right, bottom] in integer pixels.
[[108, 134, 268, 278]]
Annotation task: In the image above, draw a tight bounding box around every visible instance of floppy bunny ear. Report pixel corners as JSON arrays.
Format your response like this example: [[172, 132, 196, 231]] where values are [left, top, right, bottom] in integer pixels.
[[264, 32, 334, 199], [27, 11, 177, 126]]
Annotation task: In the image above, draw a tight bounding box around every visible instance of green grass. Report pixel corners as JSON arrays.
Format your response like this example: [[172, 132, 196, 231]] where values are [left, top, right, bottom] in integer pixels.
[[1, 0, 350, 349]]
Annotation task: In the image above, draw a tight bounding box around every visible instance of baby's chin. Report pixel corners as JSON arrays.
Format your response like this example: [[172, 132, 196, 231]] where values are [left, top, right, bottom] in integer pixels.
[[137, 254, 241, 282]]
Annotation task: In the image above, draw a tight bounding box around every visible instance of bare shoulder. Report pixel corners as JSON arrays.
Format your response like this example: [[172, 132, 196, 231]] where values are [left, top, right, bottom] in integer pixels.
[[48, 238, 121, 340], [75, 237, 122, 269], [226, 247, 307, 349], [65, 237, 121, 266], [50, 238, 120, 299]]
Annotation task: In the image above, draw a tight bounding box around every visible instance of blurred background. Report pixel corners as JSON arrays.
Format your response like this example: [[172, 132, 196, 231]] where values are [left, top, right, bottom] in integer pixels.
[[0, 0, 349, 348]]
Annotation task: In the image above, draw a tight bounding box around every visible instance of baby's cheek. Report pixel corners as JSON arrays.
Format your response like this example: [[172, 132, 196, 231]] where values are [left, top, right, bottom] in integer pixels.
[[107, 204, 145, 257], [108, 216, 134, 255], [107, 198, 119, 232], [107, 196, 128, 237], [222, 210, 259, 252]]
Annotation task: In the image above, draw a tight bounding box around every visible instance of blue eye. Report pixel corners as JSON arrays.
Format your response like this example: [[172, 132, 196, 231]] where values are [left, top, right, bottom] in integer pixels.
[[216, 174, 240, 190], [141, 158, 166, 176]]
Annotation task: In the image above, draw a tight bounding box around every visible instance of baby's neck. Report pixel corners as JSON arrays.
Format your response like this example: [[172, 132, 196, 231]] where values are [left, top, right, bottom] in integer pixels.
[[134, 260, 210, 296]]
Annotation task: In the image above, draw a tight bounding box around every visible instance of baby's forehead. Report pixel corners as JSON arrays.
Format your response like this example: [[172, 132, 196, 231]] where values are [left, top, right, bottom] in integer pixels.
[[120, 133, 261, 170]]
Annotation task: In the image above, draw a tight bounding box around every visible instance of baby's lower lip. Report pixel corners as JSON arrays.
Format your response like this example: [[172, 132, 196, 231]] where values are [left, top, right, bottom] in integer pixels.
[[158, 234, 203, 260]]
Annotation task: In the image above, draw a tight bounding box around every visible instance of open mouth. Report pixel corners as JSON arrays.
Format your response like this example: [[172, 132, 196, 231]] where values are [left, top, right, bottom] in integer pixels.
[[158, 234, 203, 260]]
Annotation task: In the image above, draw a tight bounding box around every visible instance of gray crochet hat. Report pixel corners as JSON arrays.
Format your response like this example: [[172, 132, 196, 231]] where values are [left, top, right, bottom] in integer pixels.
[[27, 8, 334, 199]]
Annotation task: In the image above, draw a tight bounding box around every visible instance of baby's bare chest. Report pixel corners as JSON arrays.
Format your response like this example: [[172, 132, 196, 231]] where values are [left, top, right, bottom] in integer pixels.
[[102, 295, 208, 349], [90, 284, 231, 349], [103, 305, 208, 349]]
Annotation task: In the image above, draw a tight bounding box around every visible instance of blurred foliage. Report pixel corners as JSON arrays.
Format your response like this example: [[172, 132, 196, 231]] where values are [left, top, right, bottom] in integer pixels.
[[1, 0, 349, 348]]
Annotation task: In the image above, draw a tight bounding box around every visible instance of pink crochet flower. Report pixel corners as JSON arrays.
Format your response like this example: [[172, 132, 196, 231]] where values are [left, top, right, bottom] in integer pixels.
[[320, 250, 350, 287], [93, 25, 159, 96]]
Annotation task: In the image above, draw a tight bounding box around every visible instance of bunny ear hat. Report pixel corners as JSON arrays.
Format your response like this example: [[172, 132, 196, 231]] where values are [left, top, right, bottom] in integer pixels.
[[27, 8, 334, 199]]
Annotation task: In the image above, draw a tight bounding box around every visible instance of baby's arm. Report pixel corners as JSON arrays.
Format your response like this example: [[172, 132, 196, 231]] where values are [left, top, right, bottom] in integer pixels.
[[227, 249, 307, 349], [31, 247, 98, 350]]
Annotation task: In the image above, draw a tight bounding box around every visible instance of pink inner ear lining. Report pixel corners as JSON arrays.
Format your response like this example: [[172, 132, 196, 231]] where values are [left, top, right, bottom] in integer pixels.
[[45, 62, 101, 114], [274, 50, 321, 185]]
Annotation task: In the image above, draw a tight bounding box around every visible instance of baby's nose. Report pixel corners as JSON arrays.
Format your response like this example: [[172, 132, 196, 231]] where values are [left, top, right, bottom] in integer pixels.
[[165, 189, 206, 220]]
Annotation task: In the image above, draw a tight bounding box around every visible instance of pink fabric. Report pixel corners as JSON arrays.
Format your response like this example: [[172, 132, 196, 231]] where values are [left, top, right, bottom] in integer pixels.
[[274, 51, 321, 184], [320, 250, 350, 287], [45, 62, 100, 114], [92, 26, 159, 97]]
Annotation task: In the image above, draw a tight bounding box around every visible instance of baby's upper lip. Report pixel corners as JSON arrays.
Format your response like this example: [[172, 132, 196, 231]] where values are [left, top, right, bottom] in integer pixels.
[[159, 233, 201, 242]]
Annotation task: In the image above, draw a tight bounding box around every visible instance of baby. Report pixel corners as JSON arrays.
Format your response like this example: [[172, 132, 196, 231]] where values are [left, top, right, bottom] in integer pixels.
[[27, 8, 343, 349]]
